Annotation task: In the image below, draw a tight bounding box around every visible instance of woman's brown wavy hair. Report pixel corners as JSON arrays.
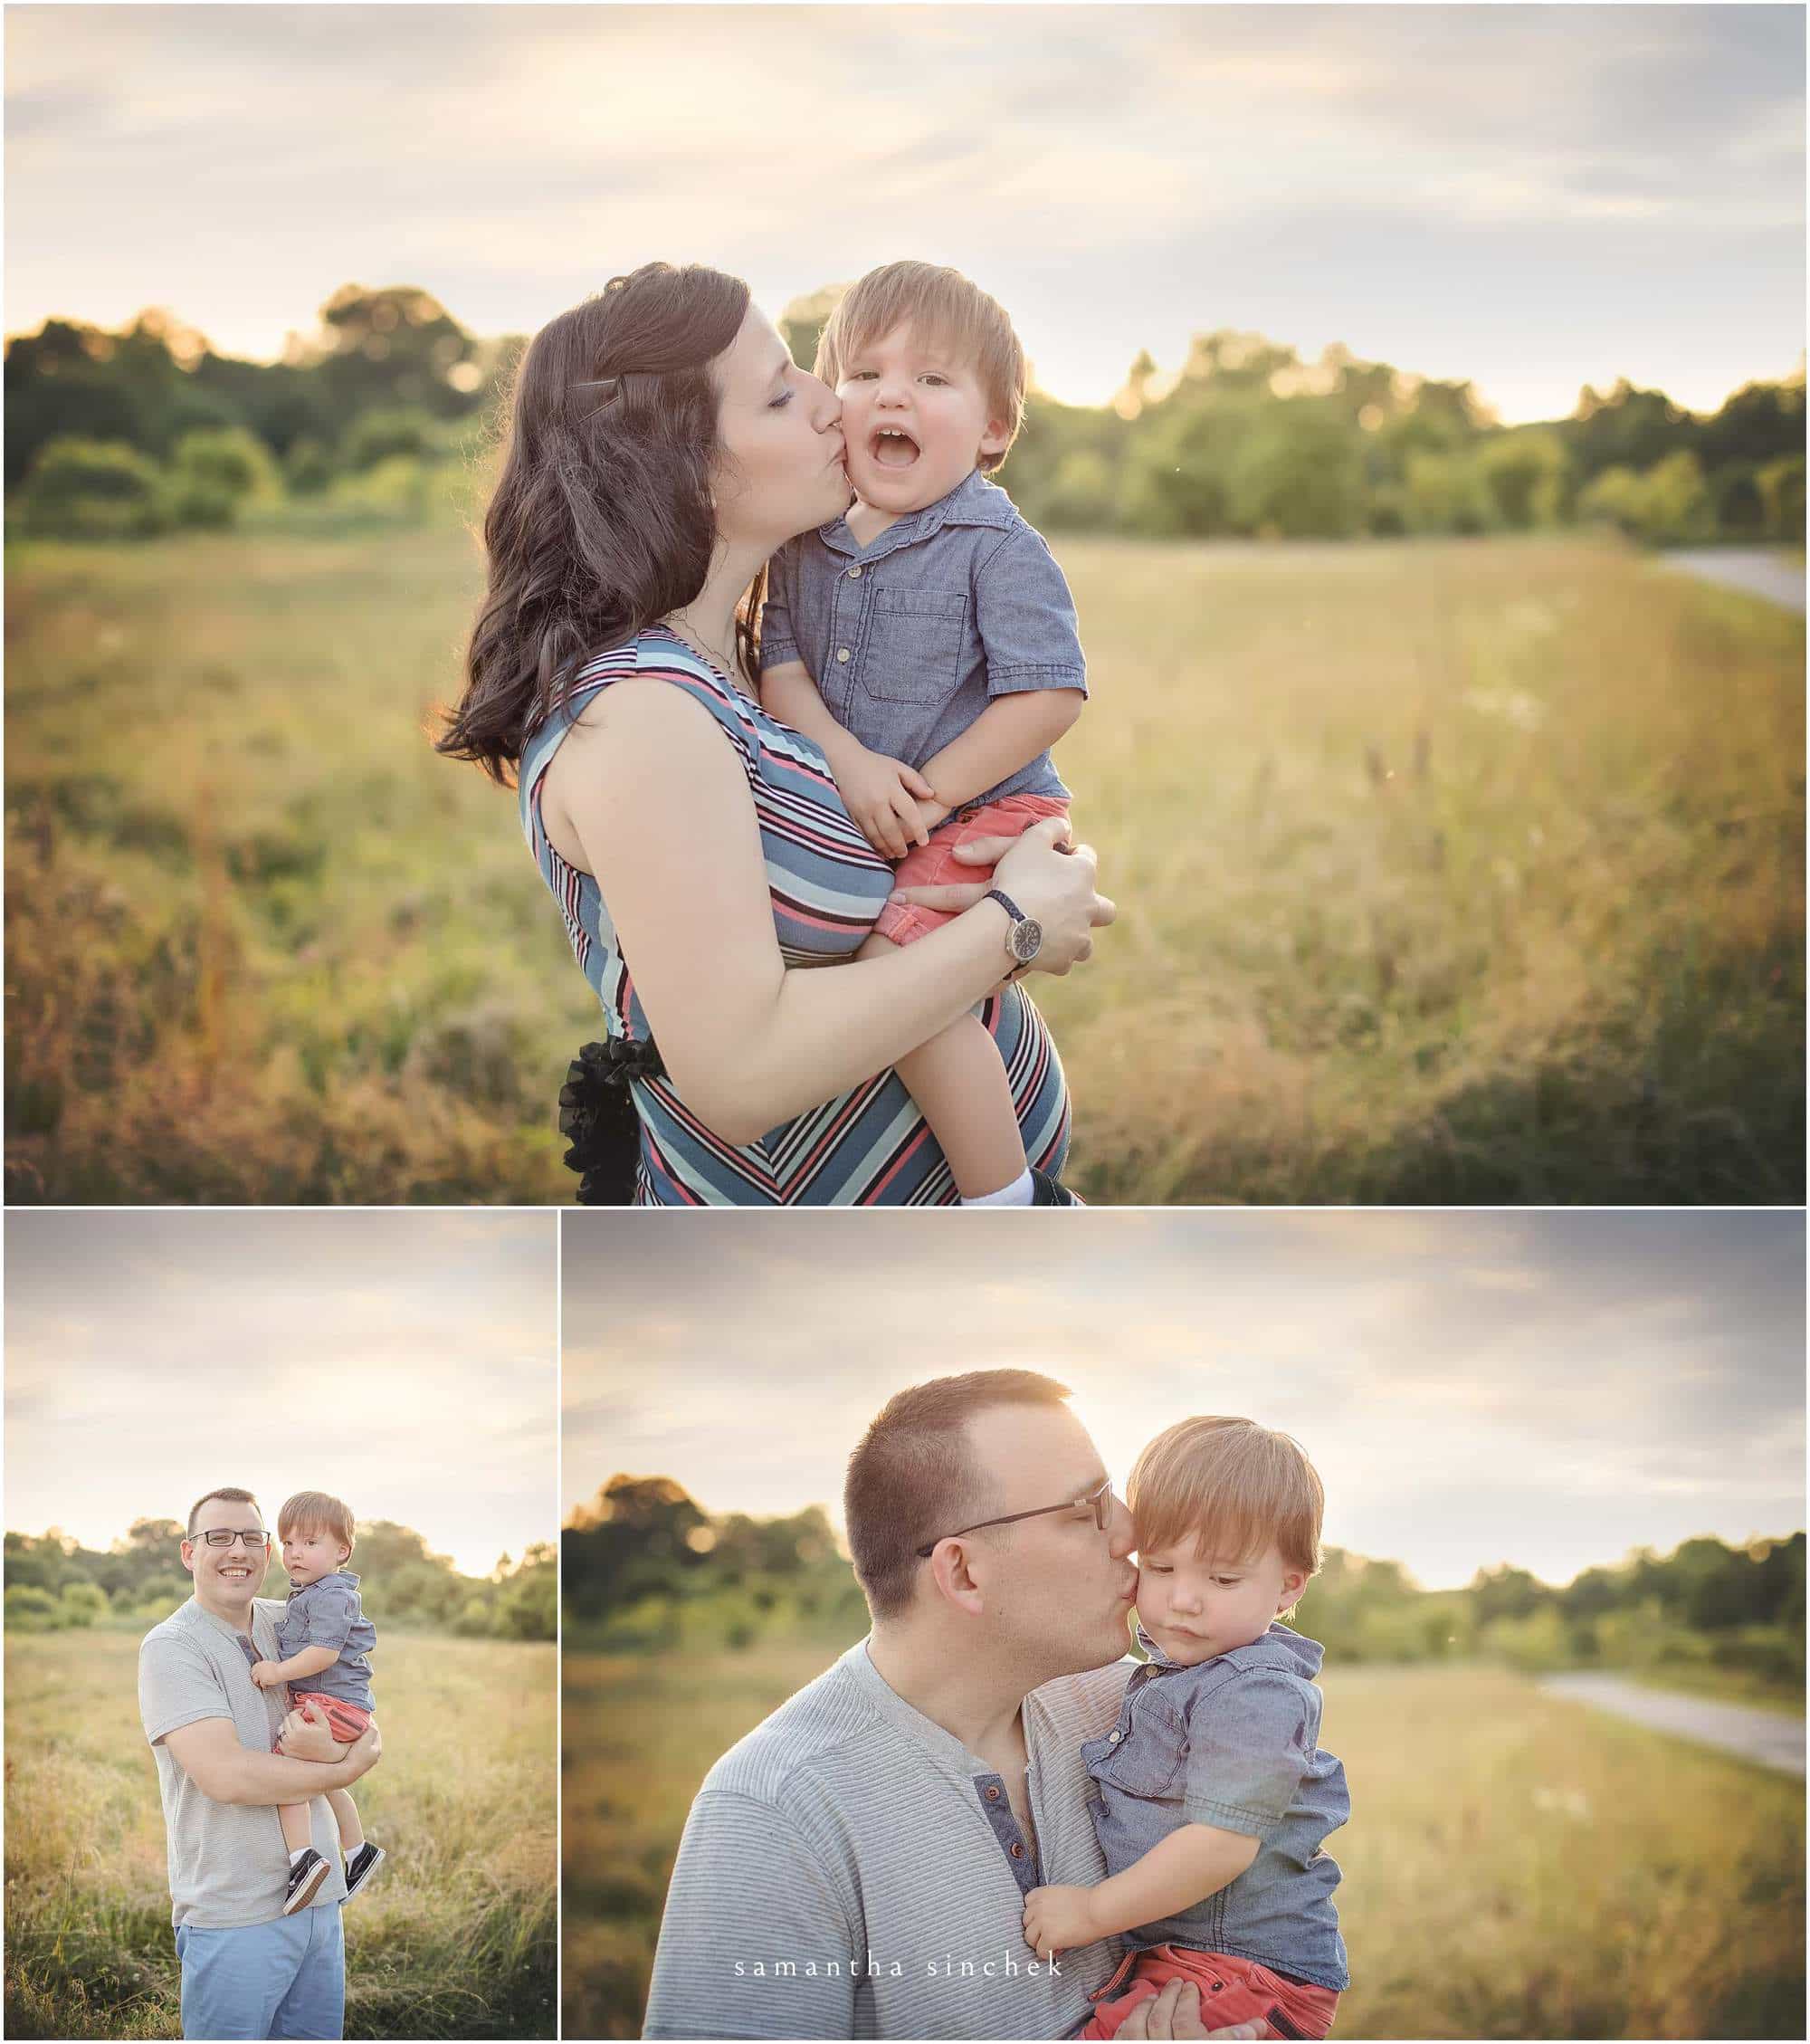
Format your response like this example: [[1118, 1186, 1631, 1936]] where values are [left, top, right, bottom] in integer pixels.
[[436, 262, 761, 784]]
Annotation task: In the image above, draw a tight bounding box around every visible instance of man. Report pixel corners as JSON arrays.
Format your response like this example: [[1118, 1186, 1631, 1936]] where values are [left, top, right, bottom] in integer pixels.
[[138, 1486, 384, 2040], [644, 1372, 1262, 2041]]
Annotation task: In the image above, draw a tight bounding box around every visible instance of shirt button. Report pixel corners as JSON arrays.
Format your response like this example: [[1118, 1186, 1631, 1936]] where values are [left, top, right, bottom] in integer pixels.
[[836, 647, 851, 663], [847, 566, 862, 578], [1009, 1842, 1024, 1858], [986, 1785, 1001, 1800], [1109, 1730, 1122, 1743]]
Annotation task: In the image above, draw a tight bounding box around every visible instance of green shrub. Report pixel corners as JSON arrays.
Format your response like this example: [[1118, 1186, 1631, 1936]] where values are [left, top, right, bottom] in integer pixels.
[[15, 437, 171, 538], [342, 406, 439, 473], [58, 1581, 109, 1628], [284, 436, 336, 495], [171, 425, 280, 501], [5, 1584, 63, 1631]]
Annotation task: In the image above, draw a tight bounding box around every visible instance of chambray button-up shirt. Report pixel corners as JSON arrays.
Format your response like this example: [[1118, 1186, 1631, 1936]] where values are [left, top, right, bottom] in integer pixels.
[[273, 1569, 376, 1711], [1083, 1621, 1350, 1992], [759, 469, 1087, 807]]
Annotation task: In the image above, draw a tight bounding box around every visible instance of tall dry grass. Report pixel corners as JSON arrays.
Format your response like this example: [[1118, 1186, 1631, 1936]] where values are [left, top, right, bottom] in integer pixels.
[[5, 526, 1801, 1202], [5, 1627, 557, 2038], [561, 1648, 1804, 2039]]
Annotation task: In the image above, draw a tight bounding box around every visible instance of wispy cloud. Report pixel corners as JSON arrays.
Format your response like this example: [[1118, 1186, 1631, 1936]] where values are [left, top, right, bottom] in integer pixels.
[[5, 1211, 558, 1574], [562, 1211, 1804, 1588], [5, 5, 1801, 420]]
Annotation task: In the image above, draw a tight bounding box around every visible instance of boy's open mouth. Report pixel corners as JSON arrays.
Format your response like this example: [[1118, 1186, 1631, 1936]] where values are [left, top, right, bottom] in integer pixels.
[[870, 426, 920, 470]]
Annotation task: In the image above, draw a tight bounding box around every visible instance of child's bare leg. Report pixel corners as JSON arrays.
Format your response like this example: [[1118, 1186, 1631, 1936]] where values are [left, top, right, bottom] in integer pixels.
[[858, 931, 1027, 1198], [279, 1801, 312, 1855], [327, 1788, 364, 1854]]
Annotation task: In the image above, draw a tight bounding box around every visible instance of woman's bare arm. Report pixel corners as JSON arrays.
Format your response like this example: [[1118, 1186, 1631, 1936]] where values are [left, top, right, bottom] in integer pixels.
[[540, 680, 1102, 1146]]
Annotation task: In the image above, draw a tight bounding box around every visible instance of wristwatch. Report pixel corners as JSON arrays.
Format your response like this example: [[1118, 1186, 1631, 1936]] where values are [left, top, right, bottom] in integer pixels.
[[984, 888, 1043, 969]]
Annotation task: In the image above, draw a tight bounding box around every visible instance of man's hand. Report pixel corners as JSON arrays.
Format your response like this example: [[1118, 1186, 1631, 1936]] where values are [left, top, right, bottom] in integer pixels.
[[249, 1660, 285, 1688], [1022, 1882, 1100, 1960], [832, 742, 945, 859], [1116, 1979, 1272, 2040]]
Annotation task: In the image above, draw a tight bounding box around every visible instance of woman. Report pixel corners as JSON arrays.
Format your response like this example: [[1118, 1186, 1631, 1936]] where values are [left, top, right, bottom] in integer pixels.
[[438, 263, 1112, 1205]]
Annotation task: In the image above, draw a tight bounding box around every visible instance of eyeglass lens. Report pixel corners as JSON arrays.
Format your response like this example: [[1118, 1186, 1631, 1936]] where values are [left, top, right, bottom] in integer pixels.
[[199, 1529, 267, 1549]]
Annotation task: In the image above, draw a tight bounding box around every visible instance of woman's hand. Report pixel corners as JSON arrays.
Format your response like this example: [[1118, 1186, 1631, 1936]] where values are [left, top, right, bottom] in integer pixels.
[[887, 815, 1115, 976]]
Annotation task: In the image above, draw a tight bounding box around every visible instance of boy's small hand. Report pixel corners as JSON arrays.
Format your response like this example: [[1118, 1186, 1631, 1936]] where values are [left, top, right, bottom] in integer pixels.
[[834, 744, 941, 860], [249, 1660, 284, 1688], [1022, 1882, 1100, 1960]]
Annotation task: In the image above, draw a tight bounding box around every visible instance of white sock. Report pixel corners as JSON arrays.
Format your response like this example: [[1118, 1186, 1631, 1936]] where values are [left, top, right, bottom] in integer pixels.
[[961, 1169, 1034, 1208], [288, 1848, 310, 1868]]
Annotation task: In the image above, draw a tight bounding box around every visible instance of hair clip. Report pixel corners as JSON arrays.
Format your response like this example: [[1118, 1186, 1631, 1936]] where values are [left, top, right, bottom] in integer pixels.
[[573, 375, 623, 399]]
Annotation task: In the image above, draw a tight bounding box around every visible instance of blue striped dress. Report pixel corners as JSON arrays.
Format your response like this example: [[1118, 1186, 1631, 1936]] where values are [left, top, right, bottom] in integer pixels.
[[519, 626, 1072, 1205]]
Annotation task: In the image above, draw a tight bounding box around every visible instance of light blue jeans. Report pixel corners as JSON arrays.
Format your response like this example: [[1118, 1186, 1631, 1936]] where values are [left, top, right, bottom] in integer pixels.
[[175, 1904, 345, 2039]]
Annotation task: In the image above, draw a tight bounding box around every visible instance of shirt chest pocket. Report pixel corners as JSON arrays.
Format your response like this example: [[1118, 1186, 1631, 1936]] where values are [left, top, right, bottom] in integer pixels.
[[1097, 1705, 1186, 1800], [859, 589, 969, 705]]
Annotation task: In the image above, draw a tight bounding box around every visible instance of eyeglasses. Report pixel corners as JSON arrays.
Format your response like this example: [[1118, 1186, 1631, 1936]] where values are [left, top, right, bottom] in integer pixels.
[[915, 1476, 1116, 1560], [192, 1529, 269, 1550]]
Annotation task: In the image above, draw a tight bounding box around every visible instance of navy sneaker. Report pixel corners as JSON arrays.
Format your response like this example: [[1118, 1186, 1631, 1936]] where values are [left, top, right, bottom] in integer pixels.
[[282, 1848, 329, 1915], [1030, 1169, 1081, 1207], [342, 1842, 386, 1901]]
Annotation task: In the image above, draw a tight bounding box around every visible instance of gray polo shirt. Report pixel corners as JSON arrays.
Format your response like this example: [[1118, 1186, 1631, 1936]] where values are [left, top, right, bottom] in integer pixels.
[[760, 470, 1087, 807], [138, 1595, 348, 1928], [643, 1638, 1132, 2039]]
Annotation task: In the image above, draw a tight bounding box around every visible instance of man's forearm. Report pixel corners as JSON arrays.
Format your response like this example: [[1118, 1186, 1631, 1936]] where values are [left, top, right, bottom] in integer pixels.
[[207, 1746, 367, 1805], [919, 689, 1082, 810]]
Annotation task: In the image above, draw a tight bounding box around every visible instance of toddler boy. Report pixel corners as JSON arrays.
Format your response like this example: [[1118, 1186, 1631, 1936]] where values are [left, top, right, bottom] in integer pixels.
[[1022, 1418, 1350, 2038], [761, 261, 1088, 1208], [249, 1490, 386, 1914]]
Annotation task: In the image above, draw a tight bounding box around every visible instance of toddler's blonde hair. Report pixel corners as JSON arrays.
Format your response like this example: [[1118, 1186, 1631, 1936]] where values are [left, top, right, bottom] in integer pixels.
[[814, 261, 1027, 473], [278, 1490, 356, 1559], [1129, 1417, 1323, 1580]]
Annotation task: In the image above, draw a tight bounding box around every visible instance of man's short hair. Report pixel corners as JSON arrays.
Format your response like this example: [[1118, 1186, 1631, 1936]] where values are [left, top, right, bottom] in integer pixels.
[[278, 1490, 357, 1555], [813, 261, 1028, 473], [186, 1487, 262, 1538], [843, 1371, 1072, 1619], [1128, 1418, 1324, 1581]]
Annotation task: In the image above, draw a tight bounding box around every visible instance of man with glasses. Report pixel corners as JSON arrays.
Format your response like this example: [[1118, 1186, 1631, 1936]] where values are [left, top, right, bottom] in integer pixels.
[[138, 1487, 384, 2039], [644, 1372, 1259, 2042]]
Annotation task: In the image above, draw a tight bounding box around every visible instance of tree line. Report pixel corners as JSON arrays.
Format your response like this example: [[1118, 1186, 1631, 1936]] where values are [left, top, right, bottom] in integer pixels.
[[5, 282, 1804, 546], [565, 1474, 1805, 1694], [4, 1516, 557, 1640]]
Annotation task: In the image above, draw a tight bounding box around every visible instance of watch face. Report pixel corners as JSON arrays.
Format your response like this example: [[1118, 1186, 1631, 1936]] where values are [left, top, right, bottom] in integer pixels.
[[1009, 917, 1043, 964]]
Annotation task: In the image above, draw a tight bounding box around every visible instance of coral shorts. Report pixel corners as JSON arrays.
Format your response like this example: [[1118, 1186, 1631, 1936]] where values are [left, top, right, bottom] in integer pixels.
[[272, 1692, 372, 1753], [1081, 1944, 1340, 2040], [872, 794, 1071, 947]]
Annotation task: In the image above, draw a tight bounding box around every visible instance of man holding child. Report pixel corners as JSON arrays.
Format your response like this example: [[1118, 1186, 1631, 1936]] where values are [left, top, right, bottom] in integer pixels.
[[644, 1372, 1296, 2041], [137, 1486, 383, 2040]]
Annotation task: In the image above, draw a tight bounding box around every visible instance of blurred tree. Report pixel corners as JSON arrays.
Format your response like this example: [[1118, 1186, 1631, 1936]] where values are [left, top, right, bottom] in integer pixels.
[[310, 284, 481, 420], [778, 285, 845, 375]]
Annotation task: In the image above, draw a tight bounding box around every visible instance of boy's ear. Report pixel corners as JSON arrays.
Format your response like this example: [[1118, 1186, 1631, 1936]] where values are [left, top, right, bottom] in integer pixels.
[[977, 415, 1011, 460], [1277, 1568, 1308, 1612]]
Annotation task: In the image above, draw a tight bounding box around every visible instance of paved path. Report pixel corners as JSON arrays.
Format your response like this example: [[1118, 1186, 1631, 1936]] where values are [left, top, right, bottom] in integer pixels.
[[1539, 1672, 1805, 1775], [1657, 548, 1805, 614]]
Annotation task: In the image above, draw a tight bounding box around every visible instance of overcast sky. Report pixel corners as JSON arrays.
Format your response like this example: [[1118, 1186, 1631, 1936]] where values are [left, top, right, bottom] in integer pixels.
[[563, 1210, 1805, 1590], [6, 1212, 557, 1576], [5, 5, 1802, 422]]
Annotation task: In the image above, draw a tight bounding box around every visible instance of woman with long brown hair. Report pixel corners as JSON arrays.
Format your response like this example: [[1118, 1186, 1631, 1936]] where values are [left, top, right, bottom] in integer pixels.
[[439, 263, 1111, 1205]]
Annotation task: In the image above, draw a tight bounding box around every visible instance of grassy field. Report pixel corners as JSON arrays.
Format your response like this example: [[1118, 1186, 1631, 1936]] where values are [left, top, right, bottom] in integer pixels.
[[5, 1627, 557, 2039], [562, 1645, 1805, 2040], [5, 520, 1802, 1202]]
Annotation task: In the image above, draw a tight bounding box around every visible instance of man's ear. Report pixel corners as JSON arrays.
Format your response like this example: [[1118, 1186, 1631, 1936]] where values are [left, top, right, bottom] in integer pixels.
[[926, 1536, 988, 1619], [179, 1538, 196, 1578]]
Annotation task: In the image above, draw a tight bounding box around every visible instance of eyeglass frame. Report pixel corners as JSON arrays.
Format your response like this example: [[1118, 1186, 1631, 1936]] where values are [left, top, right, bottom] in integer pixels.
[[914, 1476, 1116, 1560], [187, 1528, 271, 1550]]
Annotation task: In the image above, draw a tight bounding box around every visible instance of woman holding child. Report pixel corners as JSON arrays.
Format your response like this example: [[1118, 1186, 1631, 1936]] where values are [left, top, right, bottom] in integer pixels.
[[438, 261, 1112, 1207]]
